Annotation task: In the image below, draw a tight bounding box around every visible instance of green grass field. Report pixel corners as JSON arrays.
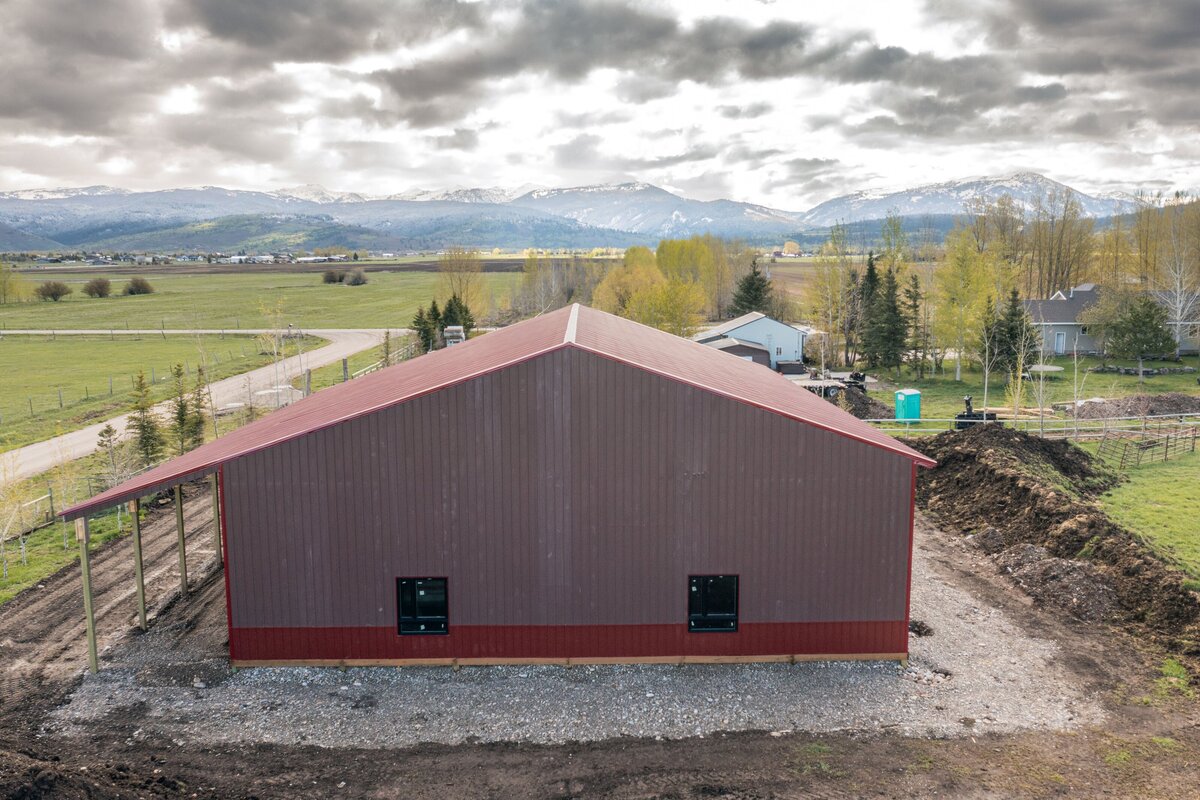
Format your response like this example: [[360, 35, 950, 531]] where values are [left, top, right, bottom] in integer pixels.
[[865, 355, 1200, 421], [0, 445, 133, 605], [0, 270, 521, 330], [0, 333, 323, 452], [296, 347, 389, 392], [1099, 449, 1200, 586]]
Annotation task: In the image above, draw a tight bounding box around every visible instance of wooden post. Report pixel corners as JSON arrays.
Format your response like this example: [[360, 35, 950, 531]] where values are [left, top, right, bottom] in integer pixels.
[[174, 485, 188, 597], [210, 474, 222, 565], [76, 518, 99, 674], [342, 358, 349, 382], [129, 500, 147, 630], [304, 369, 312, 397]]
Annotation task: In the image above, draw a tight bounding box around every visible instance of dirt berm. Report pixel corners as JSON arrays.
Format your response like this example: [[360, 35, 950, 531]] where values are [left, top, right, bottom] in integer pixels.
[[829, 385, 893, 420], [911, 425, 1200, 651]]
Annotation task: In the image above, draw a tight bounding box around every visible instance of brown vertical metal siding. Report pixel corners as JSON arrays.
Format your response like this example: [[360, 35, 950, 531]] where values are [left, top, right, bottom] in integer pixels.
[[223, 346, 911, 649]]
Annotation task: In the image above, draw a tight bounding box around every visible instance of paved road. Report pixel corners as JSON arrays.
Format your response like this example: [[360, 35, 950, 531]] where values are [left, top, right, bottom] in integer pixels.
[[3, 329, 386, 481]]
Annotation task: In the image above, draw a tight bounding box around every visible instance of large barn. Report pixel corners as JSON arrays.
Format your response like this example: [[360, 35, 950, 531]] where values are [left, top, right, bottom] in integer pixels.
[[65, 304, 934, 667]]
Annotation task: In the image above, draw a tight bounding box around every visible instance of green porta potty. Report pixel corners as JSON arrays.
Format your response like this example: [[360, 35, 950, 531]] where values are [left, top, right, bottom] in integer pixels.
[[894, 388, 921, 421]]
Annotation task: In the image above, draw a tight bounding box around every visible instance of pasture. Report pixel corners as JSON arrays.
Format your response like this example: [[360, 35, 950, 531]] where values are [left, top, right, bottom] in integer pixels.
[[1100, 449, 1200, 588], [0, 333, 322, 452], [0, 269, 521, 330]]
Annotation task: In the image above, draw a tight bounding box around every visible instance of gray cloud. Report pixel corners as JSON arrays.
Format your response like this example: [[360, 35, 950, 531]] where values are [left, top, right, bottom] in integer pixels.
[[164, 0, 484, 64], [919, 0, 1200, 140], [0, 0, 1194, 200], [430, 128, 480, 151], [717, 102, 773, 120], [551, 133, 721, 174]]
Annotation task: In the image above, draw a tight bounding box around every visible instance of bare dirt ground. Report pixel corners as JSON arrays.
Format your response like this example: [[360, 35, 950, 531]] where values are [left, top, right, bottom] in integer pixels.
[[2, 488, 1199, 797]]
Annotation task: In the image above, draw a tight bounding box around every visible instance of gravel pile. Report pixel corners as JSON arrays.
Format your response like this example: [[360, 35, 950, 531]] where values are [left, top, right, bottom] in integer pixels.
[[47, 519, 1102, 749]]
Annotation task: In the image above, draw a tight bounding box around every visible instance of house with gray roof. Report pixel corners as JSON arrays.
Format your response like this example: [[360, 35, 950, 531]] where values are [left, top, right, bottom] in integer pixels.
[[1024, 284, 1199, 356]]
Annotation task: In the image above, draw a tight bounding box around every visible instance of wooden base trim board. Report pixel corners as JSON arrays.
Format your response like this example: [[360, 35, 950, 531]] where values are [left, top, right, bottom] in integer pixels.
[[232, 653, 908, 668]]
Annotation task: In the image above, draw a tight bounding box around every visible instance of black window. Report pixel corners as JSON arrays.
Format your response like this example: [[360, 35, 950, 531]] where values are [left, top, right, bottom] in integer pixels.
[[397, 577, 448, 635], [689, 575, 738, 632]]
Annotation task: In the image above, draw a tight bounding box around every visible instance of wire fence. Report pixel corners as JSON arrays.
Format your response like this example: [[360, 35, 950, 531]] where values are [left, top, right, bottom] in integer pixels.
[[864, 412, 1200, 441], [0, 346, 258, 425], [0, 491, 56, 580]]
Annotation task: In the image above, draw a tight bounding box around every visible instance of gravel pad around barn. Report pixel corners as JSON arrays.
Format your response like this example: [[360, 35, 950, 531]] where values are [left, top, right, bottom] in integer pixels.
[[47, 516, 1102, 748]]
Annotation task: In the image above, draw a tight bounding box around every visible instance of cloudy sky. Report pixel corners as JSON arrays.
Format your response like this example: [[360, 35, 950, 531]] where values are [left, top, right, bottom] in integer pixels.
[[1, 0, 1197, 209]]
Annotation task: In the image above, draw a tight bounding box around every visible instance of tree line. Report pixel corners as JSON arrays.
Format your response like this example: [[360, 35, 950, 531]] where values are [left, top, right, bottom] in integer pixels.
[[805, 194, 1200, 387]]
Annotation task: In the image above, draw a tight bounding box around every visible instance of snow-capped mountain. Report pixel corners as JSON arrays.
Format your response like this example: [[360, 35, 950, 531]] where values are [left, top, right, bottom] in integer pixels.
[[511, 182, 802, 238], [0, 172, 1154, 251], [0, 185, 132, 201], [386, 186, 538, 204], [271, 184, 369, 204], [800, 172, 1137, 226]]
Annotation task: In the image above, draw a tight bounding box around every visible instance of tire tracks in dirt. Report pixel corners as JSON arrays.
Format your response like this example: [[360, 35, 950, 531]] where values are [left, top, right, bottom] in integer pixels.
[[0, 482, 222, 740]]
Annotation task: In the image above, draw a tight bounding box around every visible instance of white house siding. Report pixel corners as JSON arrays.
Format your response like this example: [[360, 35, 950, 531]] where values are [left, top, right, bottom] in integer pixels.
[[716, 317, 806, 368]]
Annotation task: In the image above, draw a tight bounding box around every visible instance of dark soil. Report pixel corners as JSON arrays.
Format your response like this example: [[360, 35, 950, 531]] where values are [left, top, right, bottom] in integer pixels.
[[913, 425, 1200, 649], [1072, 393, 1200, 419], [832, 385, 893, 420]]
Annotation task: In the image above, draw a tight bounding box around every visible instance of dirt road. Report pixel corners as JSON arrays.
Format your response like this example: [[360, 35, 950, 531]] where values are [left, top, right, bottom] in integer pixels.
[[3, 329, 383, 481]]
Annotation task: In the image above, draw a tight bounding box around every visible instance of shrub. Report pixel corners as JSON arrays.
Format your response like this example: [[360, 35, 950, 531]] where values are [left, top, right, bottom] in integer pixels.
[[34, 280, 72, 302], [82, 277, 112, 298], [322, 269, 346, 284], [124, 276, 155, 295], [345, 268, 368, 286]]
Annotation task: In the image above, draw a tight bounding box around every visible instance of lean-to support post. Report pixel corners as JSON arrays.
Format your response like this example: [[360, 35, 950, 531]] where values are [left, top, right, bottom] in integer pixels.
[[128, 499, 147, 630], [174, 485, 188, 597], [76, 518, 98, 674], [210, 474, 223, 565]]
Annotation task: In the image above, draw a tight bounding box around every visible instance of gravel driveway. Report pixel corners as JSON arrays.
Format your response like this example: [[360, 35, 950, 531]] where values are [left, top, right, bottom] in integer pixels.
[[47, 515, 1103, 748]]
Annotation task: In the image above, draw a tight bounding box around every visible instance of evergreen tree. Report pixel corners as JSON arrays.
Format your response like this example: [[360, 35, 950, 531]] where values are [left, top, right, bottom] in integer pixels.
[[857, 252, 880, 365], [866, 268, 908, 376], [728, 260, 773, 316], [166, 364, 204, 455], [129, 370, 163, 467], [411, 307, 436, 352], [441, 293, 476, 334], [380, 329, 393, 367], [994, 288, 1040, 376], [1107, 294, 1176, 383], [427, 300, 444, 349]]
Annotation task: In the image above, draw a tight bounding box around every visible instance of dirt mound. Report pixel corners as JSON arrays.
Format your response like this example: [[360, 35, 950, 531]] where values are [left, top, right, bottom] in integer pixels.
[[0, 748, 186, 799], [912, 426, 1200, 646], [832, 386, 893, 420], [917, 423, 1116, 496], [1072, 393, 1200, 419], [996, 544, 1118, 623]]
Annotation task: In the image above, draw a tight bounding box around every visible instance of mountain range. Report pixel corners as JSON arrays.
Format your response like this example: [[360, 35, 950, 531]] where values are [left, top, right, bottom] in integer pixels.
[[0, 173, 1140, 252]]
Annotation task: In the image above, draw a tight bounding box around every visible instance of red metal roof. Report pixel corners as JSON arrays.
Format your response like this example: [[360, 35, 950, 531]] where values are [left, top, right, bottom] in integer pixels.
[[62, 304, 932, 519]]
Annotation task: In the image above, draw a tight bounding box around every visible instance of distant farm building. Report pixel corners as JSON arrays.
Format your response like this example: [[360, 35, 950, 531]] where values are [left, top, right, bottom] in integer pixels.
[[693, 312, 809, 369], [65, 305, 932, 667]]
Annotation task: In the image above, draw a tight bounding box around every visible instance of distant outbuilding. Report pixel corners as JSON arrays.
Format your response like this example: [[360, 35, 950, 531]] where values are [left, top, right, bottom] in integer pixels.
[[65, 305, 933, 667]]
